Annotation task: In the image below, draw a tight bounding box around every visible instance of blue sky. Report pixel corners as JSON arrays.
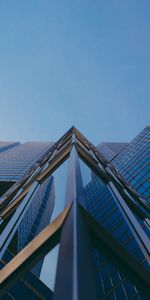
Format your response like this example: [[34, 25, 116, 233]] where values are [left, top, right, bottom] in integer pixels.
[[0, 0, 149, 145]]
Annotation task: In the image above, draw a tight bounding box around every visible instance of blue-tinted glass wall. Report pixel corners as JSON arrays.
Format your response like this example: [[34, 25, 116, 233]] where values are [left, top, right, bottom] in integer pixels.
[[18, 176, 55, 277], [97, 127, 150, 237], [97, 142, 128, 161], [0, 141, 55, 278], [111, 126, 150, 204], [0, 141, 20, 154], [0, 141, 52, 182], [81, 162, 149, 300]]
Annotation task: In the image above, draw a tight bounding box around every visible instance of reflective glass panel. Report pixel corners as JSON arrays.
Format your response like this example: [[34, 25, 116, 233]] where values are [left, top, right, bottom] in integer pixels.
[[79, 158, 150, 299], [40, 244, 60, 291], [1, 158, 69, 295], [92, 247, 148, 300]]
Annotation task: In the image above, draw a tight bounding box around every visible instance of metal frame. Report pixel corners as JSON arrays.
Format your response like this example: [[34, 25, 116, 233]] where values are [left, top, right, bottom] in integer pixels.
[[0, 205, 71, 297], [80, 204, 150, 297], [53, 146, 98, 300], [108, 181, 150, 264], [0, 182, 39, 258], [0, 126, 150, 299], [80, 205, 150, 296], [0, 143, 71, 220]]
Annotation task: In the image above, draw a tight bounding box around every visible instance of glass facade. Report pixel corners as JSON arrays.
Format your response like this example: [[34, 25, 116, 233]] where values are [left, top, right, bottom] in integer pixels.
[[97, 142, 128, 161], [0, 141, 53, 182], [18, 176, 55, 277], [0, 141, 55, 278], [80, 160, 149, 299], [111, 126, 150, 204], [0, 249, 53, 300], [18, 177, 55, 251], [40, 158, 69, 289], [0, 141, 20, 154], [0, 126, 149, 300]]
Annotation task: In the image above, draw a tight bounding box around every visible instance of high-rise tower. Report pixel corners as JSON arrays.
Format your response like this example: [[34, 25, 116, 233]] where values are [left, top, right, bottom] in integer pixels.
[[111, 126, 150, 203], [0, 127, 149, 300], [0, 141, 55, 279]]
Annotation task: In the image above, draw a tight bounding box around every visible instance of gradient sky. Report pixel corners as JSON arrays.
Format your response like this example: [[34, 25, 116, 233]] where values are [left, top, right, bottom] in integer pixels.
[[0, 1, 149, 146]]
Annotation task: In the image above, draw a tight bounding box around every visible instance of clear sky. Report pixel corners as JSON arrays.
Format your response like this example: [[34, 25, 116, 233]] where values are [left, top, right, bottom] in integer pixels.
[[0, 0, 149, 146]]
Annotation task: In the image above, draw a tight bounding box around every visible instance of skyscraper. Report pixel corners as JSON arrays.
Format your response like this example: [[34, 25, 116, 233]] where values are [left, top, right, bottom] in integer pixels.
[[0, 141, 55, 279], [97, 126, 150, 241], [0, 141, 53, 197], [97, 142, 128, 162], [111, 126, 150, 204], [0, 127, 149, 300]]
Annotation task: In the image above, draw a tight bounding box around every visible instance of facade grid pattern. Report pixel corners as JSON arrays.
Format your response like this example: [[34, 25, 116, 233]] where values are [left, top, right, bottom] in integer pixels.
[[0, 126, 149, 300]]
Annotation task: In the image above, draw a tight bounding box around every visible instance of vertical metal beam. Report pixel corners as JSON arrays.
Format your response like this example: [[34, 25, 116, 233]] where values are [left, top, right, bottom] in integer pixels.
[[0, 182, 39, 259], [80, 204, 150, 298], [109, 181, 150, 264], [0, 207, 70, 298], [65, 138, 85, 208], [53, 146, 97, 300]]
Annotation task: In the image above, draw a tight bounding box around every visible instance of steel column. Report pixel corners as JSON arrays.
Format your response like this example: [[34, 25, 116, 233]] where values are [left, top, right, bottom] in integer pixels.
[[80, 203, 150, 298], [53, 146, 98, 300], [0, 206, 70, 298], [0, 182, 39, 259], [109, 181, 150, 264]]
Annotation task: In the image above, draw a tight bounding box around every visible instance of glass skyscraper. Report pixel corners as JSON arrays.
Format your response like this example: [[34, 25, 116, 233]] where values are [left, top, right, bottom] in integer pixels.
[[0, 141, 53, 182], [0, 126, 149, 300], [82, 163, 149, 300], [97, 126, 150, 241], [0, 141, 55, 279], [97, 142, 128, 162], [111, 126, 150, 204]]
